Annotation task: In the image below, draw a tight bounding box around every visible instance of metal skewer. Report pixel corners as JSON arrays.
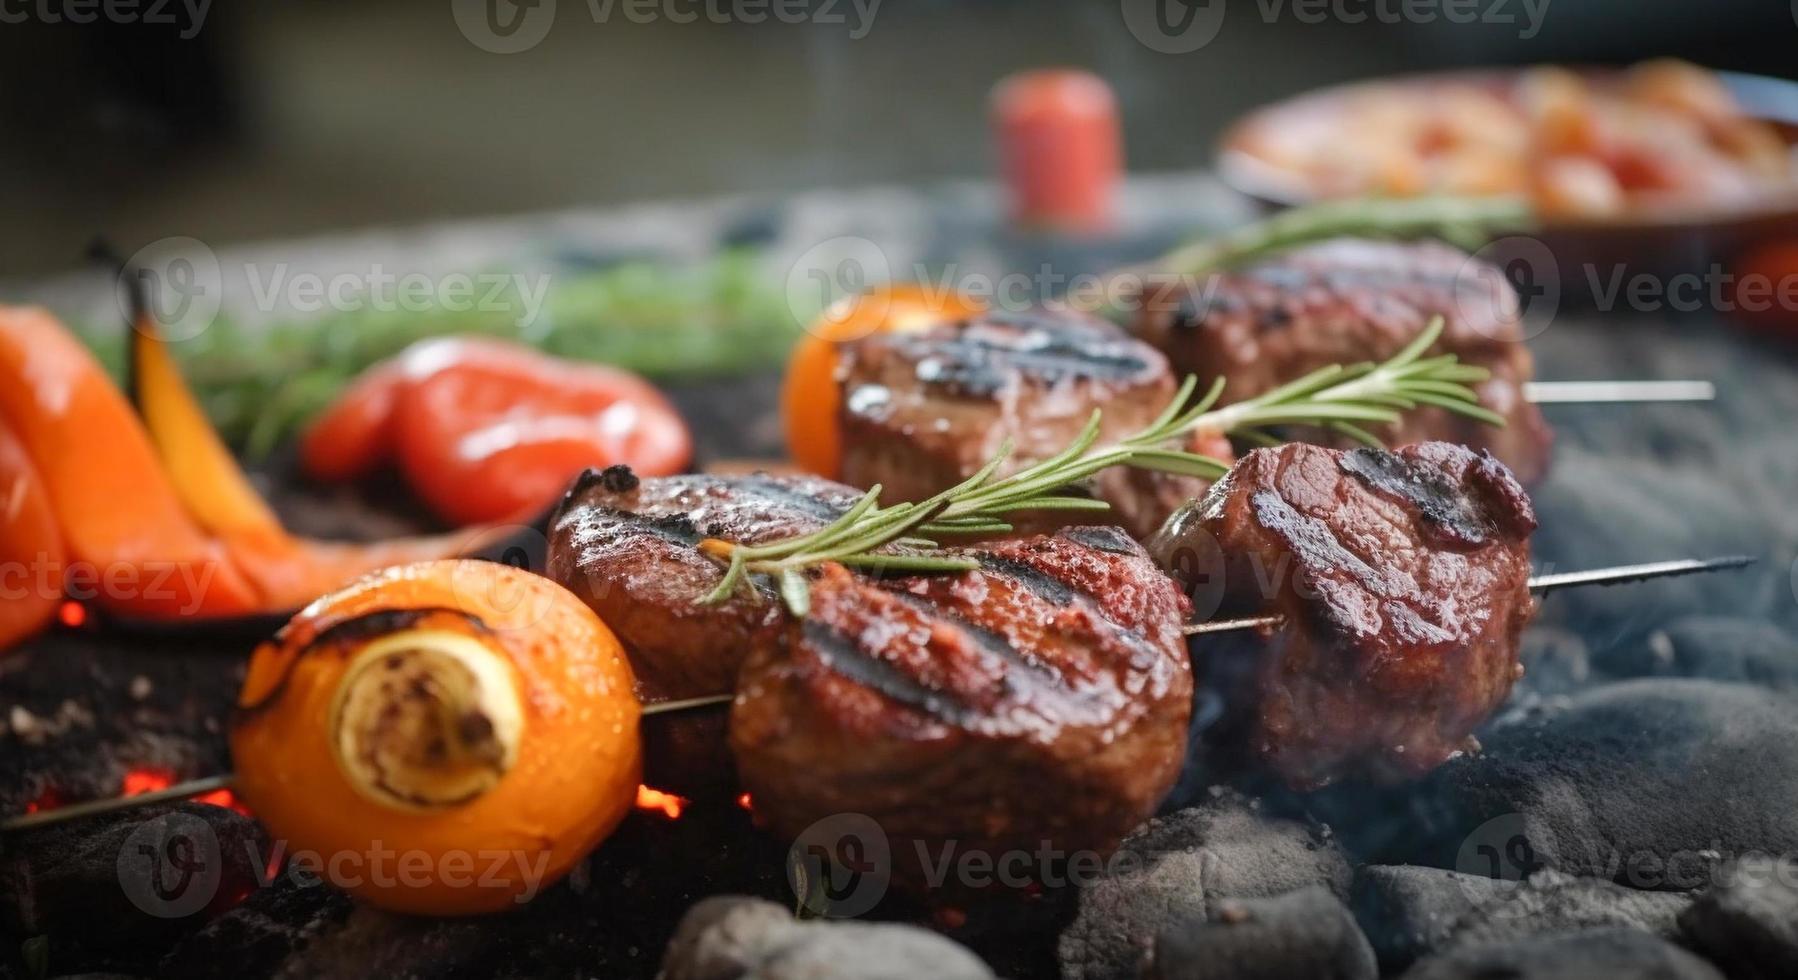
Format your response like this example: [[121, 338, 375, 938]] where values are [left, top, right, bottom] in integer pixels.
[[1524, 380, 1715, 404], [1183, 555, 1755, 636], [1, 559, 1754, 832], [0, 695, 737, 834]]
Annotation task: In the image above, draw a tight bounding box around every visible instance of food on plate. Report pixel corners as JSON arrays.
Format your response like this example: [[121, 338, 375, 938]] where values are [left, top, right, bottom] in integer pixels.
[[836, 307, 1233, 538], [546, 466, 863, 796], [1148, 441, 1537, 789], [781, 283, 983, 478], [231, 559, 640, 915], [302, 336, 692, 526], [731, 526, 1192, 894], [1227, 60, 1795, 218], [0, 306, 523, 646], [991, 68, 1122, 232], [1129, 238, 1554, 484]]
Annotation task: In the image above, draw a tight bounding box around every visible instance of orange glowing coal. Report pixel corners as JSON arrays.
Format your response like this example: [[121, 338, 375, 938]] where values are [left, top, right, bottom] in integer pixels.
[[121, 767, 176, 796], [635, 785, 687, 820], [119, 767, 252, 816], [56, 601, 87, 629]]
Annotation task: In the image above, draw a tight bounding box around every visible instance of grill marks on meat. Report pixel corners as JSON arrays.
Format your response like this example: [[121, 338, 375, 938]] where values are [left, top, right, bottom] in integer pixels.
[[547, 469, 861, 701], [732, 528, 1192, 894], [547, 469, 866, 799], [1148, 441, 1536, 789], [1131, 238, 1553, 483], [839, 308, 1229, 539]]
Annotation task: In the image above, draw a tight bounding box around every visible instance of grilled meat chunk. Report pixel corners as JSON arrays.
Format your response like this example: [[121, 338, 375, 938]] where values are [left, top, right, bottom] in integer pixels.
[[1131, 238, 1553, 483], [838, 308, 1230, 539], [1147, 441, 1537, 789], [546, 466, 861, 795], [732, 526, 1193, 896]]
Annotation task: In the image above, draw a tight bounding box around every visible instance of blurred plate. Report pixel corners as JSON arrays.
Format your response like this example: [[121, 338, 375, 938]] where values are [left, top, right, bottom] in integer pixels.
[[1218, 69, 1798, 296]]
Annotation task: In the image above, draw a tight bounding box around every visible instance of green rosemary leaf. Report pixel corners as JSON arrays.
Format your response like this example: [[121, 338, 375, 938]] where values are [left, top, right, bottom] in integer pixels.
[[1329, 420, 1385, 448], [834, 554, 984, 573], [1402, 391, 1509, 425], [1390, 316, 1447, 366], [982, 496, 1113, 513], [779, 568, 812, 618], [1126, 450, 1235, 479]]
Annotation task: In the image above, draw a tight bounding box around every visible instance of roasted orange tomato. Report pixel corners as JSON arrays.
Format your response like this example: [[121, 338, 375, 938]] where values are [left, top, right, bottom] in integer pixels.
[[231, 559, 641, 915], [780, 284, 982, 478], [302, 338, 691, 527]]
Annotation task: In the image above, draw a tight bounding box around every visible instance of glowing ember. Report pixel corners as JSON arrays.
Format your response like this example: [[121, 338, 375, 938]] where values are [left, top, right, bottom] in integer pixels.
[[117, 768, 253, 816], [635, 785, 687, 820], [193, 786, 254, 817], [22, 786, 65, 815], [56, 601, 86, 629], [121, 767, 176, 796], [737, 793, 753, 811]]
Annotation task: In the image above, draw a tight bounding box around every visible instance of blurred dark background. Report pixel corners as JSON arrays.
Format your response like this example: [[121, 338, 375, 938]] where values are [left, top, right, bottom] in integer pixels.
[[2, 0, 1793, 277]]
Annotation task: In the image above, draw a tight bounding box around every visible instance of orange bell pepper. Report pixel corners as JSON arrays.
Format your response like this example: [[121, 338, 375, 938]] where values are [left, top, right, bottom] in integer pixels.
[[0, 417, 63, 650], [0, 307, 262, 620], [131, 313, 288, 542], [0, 305, 546, 648]]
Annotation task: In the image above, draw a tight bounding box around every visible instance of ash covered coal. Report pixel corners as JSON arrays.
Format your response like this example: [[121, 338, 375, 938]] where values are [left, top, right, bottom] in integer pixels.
[[1, 803, 271, 974], [1383, 680, 1798, 890], [1146, 885, 1378, 980], [1399, 927, 1724, 980], [1058, 789, 1351, 980], [1352, 866, 1691, 972], [1678, 860, 1798, 980], [661, 896, 995, 980], [0, 632, 244, 814]]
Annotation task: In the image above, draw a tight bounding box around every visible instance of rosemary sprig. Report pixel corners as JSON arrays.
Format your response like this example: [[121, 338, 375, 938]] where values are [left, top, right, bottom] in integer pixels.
[[701, 316, 1497, 614], [1154, 194, 1534, 279]]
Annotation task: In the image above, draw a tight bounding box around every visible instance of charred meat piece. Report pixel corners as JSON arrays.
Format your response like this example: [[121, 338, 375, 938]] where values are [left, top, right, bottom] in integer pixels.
[[732, 525, 1193, 896], [546, 466, 862, 796], [1147, 441, 1536, 789], [1131, 238, 1553, 483], [838, 308, 1230, 539], [547, 465, 863, 701]]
